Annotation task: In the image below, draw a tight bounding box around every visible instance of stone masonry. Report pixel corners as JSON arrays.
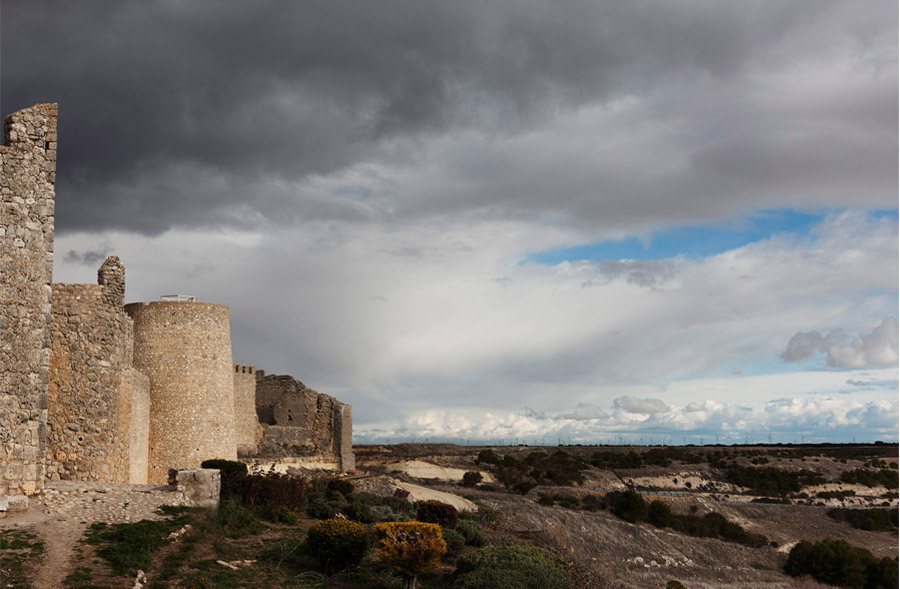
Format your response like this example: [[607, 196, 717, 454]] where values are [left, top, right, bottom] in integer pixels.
[[254, 372, 354, 471], [233, 364, 261, 456], [1, 104, 354, 500], [126, 301, 238, 484], [46, 257, 150, 484], [0, 103, 57, 497]]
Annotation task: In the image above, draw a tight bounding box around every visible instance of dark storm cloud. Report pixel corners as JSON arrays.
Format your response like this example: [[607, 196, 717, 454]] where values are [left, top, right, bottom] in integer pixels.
[[63, 244, 112, 266], [2, 0, 895, 234]]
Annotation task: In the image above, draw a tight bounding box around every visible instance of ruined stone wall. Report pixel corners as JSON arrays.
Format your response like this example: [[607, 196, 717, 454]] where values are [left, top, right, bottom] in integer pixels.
[[0, 104, 58, 497], [46, 257, 149, 484], [255, 374, 354, 471], [126, 301, 237, 483], [334, 403, 355, 472], [233, 364, 259, 456]]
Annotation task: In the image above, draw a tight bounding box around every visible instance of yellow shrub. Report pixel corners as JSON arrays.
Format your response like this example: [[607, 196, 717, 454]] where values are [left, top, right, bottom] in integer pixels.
[[373, 521, 447, 577]]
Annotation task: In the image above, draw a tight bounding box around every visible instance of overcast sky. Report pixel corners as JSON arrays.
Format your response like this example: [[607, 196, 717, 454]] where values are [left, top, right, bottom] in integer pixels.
[[4, 0, 897, 443]]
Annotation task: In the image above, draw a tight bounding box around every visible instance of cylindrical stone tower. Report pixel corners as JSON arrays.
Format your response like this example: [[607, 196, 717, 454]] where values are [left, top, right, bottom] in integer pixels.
[[125, 300, 237, 483]]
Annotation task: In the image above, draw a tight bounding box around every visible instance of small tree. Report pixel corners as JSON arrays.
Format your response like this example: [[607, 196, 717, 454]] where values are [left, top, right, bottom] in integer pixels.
[[417, 500, 459, 528], [461, 471, 483, 487], [373, 522, 447, 589]]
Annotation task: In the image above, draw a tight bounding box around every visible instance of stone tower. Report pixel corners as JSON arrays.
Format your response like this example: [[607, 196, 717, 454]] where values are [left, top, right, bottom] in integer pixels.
[[125, 300, 237, 483], [0, 103, 58, 498], [233, 364, 260, 456]]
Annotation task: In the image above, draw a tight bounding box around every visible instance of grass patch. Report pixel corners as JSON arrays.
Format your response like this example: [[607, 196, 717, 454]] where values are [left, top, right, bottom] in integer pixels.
[[0, 529, 45, 589], [85, 511, 193, 576], [62, 566, 103, 589]]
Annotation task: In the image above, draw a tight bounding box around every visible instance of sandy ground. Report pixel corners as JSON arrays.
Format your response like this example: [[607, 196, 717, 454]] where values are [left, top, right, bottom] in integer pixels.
[[393, 481, 477, 512], [381, 460, 495, 483]]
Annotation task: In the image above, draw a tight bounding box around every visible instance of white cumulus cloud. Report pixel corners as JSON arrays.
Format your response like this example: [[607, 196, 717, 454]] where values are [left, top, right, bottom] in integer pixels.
[[782, 318, 898, 368]]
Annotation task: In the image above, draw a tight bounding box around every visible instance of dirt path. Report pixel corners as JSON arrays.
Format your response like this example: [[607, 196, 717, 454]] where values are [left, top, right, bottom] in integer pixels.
[[1, 481, 180, 587]]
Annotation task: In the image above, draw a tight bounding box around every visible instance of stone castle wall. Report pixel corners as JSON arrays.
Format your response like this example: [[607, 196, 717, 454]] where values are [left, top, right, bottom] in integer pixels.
[[46, 257, 150, 484], [0, 103, 354, 494], [0, 104, 58, 497], [233, 364, 260, 456], [126, 301, 237, 483], [124, 368, 150, 483], [255, 373, 353, 471]]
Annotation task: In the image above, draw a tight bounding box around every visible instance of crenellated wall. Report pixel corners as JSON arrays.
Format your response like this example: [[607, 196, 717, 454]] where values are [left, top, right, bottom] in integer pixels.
[[46, 257, 150, 484], [0, 103, 58, 497]]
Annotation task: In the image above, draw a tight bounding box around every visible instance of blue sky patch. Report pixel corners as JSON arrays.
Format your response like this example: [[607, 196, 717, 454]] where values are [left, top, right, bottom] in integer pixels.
[[526, 208, 898, 265]]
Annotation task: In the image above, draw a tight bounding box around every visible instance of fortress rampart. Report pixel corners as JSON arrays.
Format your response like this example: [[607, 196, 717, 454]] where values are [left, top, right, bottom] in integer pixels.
[[233, 364, 261, 456], [46, 257, 150, 484], [0, 104, 58, 497], [126, 301, 237, 483], [1, 104, 354, 505]]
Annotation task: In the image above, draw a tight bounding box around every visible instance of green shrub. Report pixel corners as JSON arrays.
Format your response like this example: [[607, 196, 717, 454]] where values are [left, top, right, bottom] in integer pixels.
[[784, 538, 898, 589], [200, 458, 248, 477], [455, 519, 487, 547], [538, 493, 555, 506], [417, 500, 459, 528], [201, 460, 309, 523], [306, 518, 369, 573], [476, 449, 500, 465], [607, 490, 648, 523], [826, 508, 898, 533], [241, 472, 310, 521], [201, 459, 249, 501], [581, 494, 606, 512], [215, 500, 261, 536], [722, 465, 824, 496], [327, 478, 355, 497], [556, 495, 580, 509], [442, 527, 466, 559], [840, 469, 899, 489], [494, 451, 587, 494], [454, 543, 575, 589], [649, 500, 673, 528], [606, 493, 767, 548], [666, 581, 688, 589], [462, 471, 484, 487]]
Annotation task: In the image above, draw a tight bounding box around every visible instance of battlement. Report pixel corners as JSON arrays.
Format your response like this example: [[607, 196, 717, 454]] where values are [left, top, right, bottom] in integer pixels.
[[97, 256, 125, 308], [234, 364, 256, 374]]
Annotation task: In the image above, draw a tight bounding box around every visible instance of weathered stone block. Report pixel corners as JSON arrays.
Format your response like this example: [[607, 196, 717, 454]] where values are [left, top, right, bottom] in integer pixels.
[[168, 468, 220, 509]]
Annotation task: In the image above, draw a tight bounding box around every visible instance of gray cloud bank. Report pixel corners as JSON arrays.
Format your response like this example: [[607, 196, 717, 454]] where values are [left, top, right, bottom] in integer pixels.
[[782, 318, 898, 369], [3, 0, 896, 235]]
